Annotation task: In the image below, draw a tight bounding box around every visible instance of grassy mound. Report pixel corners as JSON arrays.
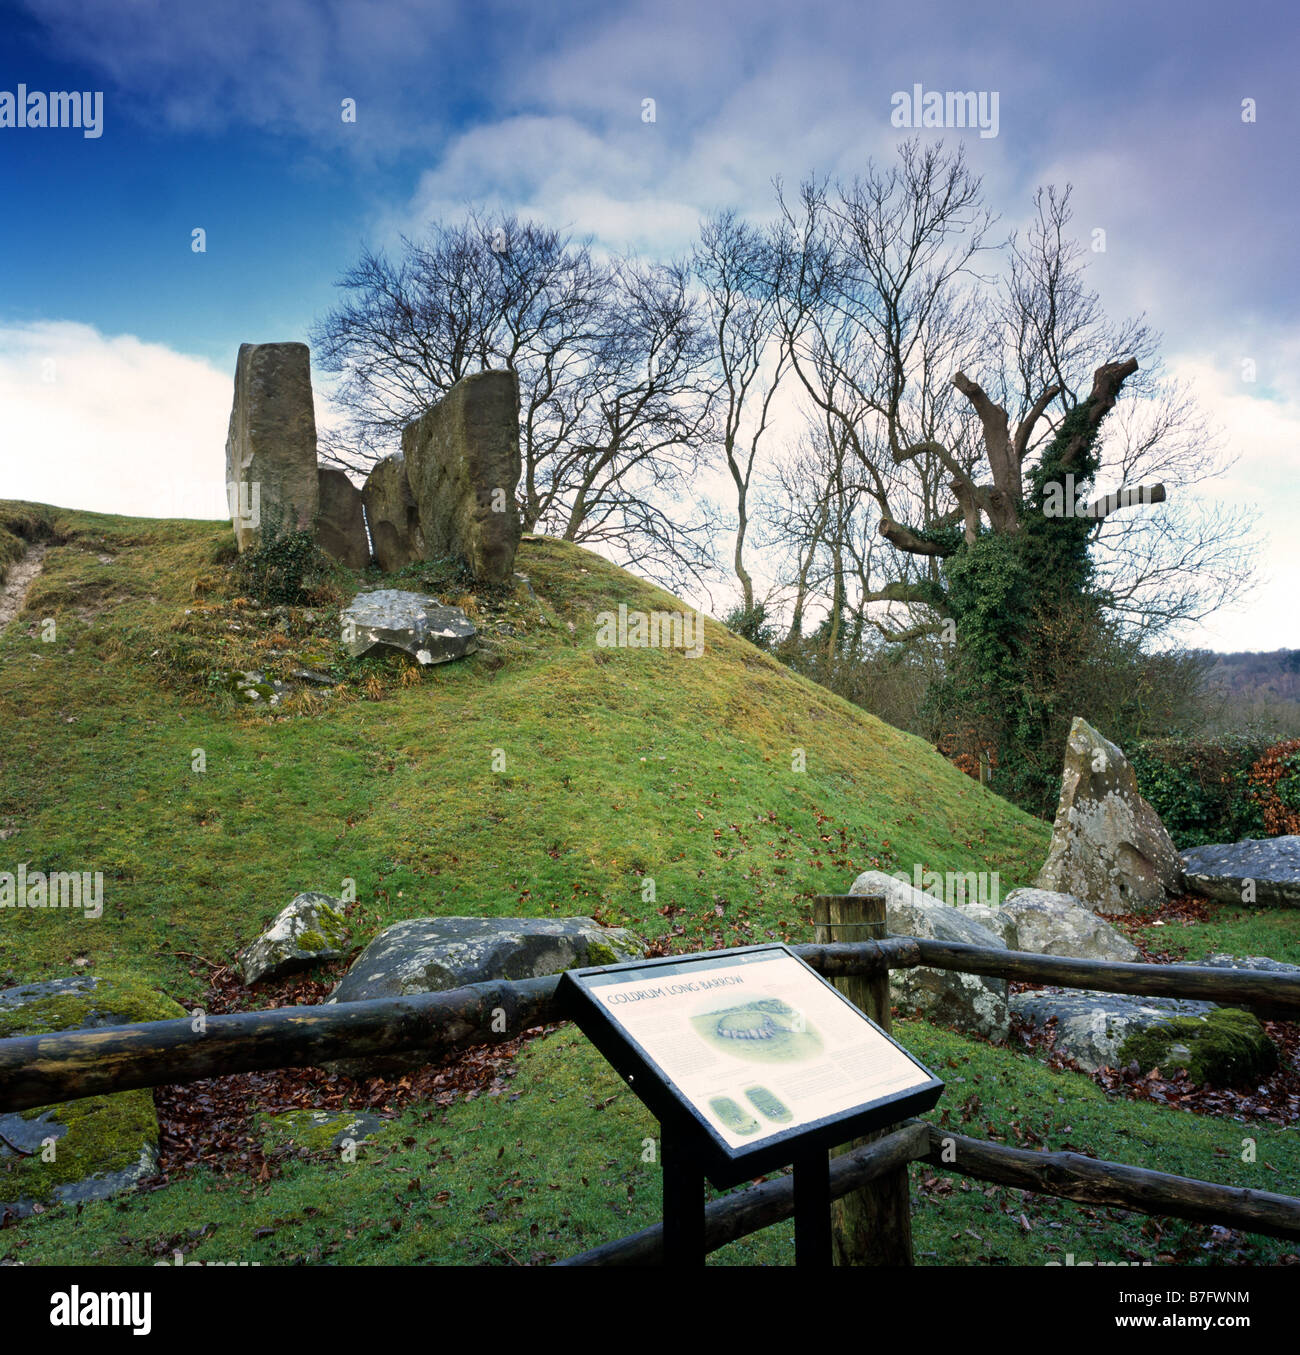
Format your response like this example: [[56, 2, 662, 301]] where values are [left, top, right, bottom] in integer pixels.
[[0, 499, 1048, 993], [2, 499, 1292, 1266]]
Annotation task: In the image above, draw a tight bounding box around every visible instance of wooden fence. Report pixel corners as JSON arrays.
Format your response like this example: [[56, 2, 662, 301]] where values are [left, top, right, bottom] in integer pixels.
[[1, 894, 1297, 1265]]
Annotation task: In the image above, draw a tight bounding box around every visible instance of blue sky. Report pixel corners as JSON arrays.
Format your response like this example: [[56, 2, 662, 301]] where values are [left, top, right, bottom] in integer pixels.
[[1, 0, 1297, 649]]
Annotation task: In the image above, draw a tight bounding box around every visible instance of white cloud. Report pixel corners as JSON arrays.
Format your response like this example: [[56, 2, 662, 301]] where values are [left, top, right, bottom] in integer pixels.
[[1163, 353, 1300, 652], [0, 321, 233, 519]]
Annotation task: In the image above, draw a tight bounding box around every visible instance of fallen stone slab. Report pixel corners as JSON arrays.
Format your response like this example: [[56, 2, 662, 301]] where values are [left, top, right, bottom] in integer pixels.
[[331, 915, 643, 1004], [1180, 836, 1300, 908], [1196, 951, 1300, 974], [1035, 717, 1184, 913], [850, 870, 1009, 1041], [327, 915, 643, 1073], [260, 1109, 386, 1155], [1010, 987, 1219, 1074], [0, 976, 184, 1218], [1001, 887, 1141, 962], [236, 891, 352, 985], [340, 589, 476, 665]]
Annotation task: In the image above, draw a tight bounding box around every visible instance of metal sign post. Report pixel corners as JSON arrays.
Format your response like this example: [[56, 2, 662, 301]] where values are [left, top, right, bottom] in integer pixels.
[[558, 942, 943, 1267]]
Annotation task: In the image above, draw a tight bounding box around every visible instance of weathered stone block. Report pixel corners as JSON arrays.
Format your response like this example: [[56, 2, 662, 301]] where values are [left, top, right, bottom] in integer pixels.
[[401, 370, 521, 584], [1035, 717, 1183, 914], [314, 468, 370, 568], [224, 341, 319, 552], [360, 453, 423, 572]]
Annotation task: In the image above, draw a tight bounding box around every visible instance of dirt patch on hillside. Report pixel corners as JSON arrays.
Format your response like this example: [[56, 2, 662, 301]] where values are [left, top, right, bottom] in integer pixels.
[[0, 545, 47, 630]]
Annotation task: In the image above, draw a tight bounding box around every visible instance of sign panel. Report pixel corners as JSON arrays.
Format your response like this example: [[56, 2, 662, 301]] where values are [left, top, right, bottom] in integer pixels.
[[560, 943, 942, 1182]]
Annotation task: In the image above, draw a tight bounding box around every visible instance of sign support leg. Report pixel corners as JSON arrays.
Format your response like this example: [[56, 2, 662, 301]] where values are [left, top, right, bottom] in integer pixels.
[[793, 1145, 832, 1266], [660, 1124, 706, 1266]]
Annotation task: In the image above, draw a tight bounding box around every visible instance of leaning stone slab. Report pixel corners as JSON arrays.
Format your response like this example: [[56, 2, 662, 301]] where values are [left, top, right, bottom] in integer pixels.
[[361, 453, 424, 572], [1010, 987, 1215, 1073], [314, 468, 370, 569], [341, 589, 476, 665], [0, 976, 184, 1218], [1180, 836, 1300, 909], [1001, 887, 1141, 962], [1035, 717, 1183, 914], [224, 341, 319, 552], [236, 891, 352, 985], [850, 870, 1010, 1041], [402, 370, 522, 584]]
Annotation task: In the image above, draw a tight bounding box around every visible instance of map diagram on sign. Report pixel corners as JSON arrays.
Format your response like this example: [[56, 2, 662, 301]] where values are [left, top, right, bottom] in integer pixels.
[[577, 948, 935, 1150]]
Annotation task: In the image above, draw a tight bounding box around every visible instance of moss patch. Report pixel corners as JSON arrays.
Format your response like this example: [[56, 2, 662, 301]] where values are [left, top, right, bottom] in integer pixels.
[[2, 1090, 157, 1209], [0, 974, 185, 1041], [0, 974, 183, 1209], [1117, 1007, 1278, 1086]]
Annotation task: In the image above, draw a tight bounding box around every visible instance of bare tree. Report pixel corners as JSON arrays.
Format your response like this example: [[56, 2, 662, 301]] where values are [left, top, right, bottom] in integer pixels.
[[311, 211, 717, 588], [693, 210, 789, 613]]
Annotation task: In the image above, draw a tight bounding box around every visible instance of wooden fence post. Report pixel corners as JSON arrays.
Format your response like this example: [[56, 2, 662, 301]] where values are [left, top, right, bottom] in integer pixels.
[[812, 893, 914, 1266]]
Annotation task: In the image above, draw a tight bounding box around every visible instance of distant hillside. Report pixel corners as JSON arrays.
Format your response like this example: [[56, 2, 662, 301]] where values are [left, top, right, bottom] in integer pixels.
[[0, 500, 1049, 997], [1198, 649, 1300, 702]]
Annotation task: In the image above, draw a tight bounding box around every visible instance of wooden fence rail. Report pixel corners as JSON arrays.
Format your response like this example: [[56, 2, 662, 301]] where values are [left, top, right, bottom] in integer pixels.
[[3, 929, 1299, 1264], [557, 1119, 1300, 1264], [2, 938, 1297, 1113]]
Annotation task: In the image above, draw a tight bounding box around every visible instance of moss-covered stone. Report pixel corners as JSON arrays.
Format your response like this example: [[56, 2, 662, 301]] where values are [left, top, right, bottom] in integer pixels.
[[0, 973, 185, 1040], [1117, 1007, 1278, 1087], [0, 975, 183, 1214], [236, 892, 353, 984], [258, 1109, 387, 1156]]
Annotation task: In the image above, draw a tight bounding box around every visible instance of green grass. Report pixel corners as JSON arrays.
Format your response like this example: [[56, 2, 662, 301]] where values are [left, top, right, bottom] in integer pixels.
[[1124, 903, 1300, 967], [0, 500, 1047, 996], [2, 1021, 1293, 1267], [0, 498, 1292, 1267]]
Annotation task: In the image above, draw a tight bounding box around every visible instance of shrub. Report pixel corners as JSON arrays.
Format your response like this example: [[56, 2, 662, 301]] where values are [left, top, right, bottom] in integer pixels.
[[1129, 733, 1273, 848], [723, 600, 775, 649], [1246, 737, 1300, 836], [232, 529, 334, 606]]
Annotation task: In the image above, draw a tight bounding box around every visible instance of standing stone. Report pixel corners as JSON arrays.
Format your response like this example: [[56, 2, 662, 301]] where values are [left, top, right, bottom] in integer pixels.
[[402, 370, 521, 584], [361, 453, 424, 571], [225, 342, 319, 552], [1035, 717, 1183, 914], [315, 468, 370, 568]]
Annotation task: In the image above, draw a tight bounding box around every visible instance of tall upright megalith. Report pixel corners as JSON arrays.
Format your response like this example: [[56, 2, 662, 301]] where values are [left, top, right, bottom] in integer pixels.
[[401, 369, 522, 585], [225, 342, 319, 551]]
